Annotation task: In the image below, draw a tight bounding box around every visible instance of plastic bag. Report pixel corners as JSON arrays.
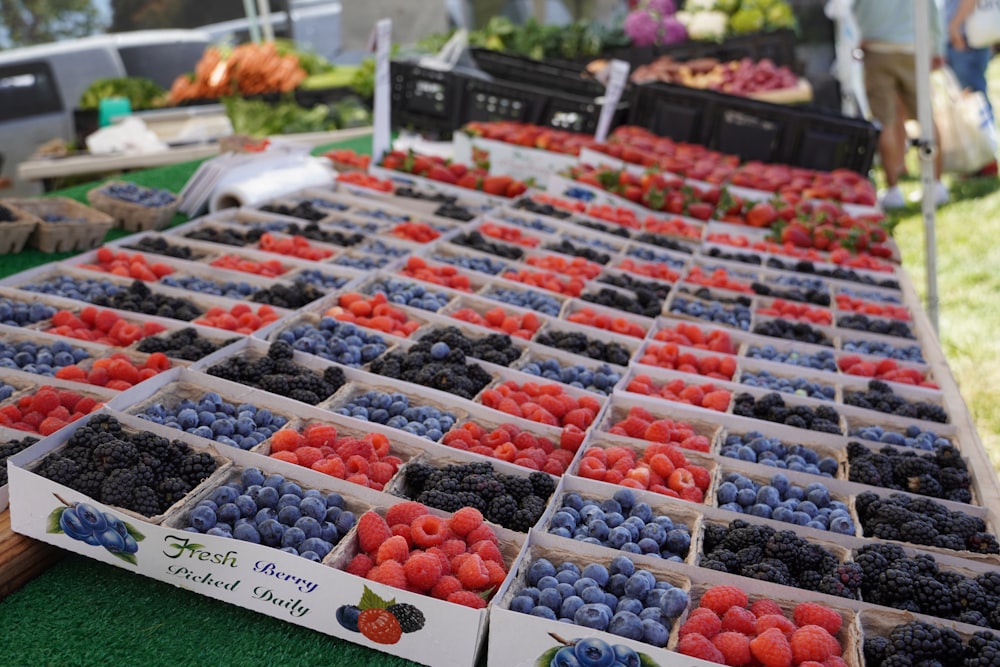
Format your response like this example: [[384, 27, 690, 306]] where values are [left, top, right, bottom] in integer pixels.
[[932, 67, 997, 174]]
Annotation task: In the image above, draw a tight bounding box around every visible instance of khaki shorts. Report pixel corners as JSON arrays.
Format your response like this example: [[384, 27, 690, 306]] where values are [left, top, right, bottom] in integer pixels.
[[863, 50, 919, 125]]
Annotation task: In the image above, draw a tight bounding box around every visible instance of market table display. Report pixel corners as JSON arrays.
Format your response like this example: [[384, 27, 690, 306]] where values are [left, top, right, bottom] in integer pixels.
[[1, 123, 998, 667]]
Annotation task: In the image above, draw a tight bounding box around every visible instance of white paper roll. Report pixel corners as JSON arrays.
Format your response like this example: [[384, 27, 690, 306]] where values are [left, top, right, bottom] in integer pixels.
[[209, 156, 333, 212]]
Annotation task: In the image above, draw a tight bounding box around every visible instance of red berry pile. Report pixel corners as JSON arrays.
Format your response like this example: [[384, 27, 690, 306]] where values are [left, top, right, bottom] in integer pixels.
[[502, 269, 585, 297], [0, 386, 102, 435], [834, 294, 910, 320], [209, 254, 289, 277], [678, 586, 847, 667], [192, 304, 280, 333], [54, 351, 171, 389], [654, 321, 736, 353], [45, 307, 165, 345], [644, 215, 703, 239], [479, 222, 540, 247], [325, 292, 423, 337], [79, 247, 175, 281], [756, 299, 833, 326], [576, 442, 710, 501], [391, 222, 440, 243], [268, 424, 402, 491], [624, 375, 732, 411], [566, 307, 647, 338], [450, 306, 541, 340], [400, 256, 473, 291], [337, 170, 394, 192], [346, 504, 507, 608], [617, 258, 680, 282], [637, 343, 737, 379], [257, 233, 334, 261], [608, 406, 712, 452], [479, 381, 601, 430], [837, 355, 938, 388], [524, 254, 602, 279], [685, 266, 754, 293], [441, 421, 574, 475]]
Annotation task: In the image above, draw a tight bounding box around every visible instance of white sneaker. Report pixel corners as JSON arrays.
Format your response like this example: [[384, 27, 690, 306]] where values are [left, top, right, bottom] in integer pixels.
[[907, 181, 950, 207], [879, 186, 905, 210]]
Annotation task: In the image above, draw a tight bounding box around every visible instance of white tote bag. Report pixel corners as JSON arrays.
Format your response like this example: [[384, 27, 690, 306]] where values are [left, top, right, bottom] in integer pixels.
[[932, 67, 998, 174], [966, 0, 1000, 49]]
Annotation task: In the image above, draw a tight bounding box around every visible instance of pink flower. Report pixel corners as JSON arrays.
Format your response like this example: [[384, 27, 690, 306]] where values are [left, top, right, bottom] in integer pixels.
[[624, 10, 661, 46], [660, 15, 688, 44], [646, 0, 676, 15]]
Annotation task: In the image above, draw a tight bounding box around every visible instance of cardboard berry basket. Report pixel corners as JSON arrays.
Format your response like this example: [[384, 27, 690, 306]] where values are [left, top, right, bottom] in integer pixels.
[[255, 311, 405, 371], [663, 287, 756, 330], [86, 180, 180, 232], [487, 206, 565, 235], [538, 474, 706, 567], [837, 373, 947, 421], [732, 362, 843, 404], [168, 220, 351, 264], [187, 206, 318, 232], [843, 409, 962, 452], [5, 196, 114, 254], [714, 422, 848, 480], [530, 314, 645, 365], [9, 407, 523, 666], [511, 340, 629, 396], [452, 130, 579, 188], [476, 276, 573, 319], [595, 392, 725, 448], [0, 425, 42, 511], [472, 361, 610, 414], [0, 199, 42, 255], [61, 245, 205, 281], [617, 240, 694, 276], [344, 270, 468, 314], [333, 186, 485, 232], [303, 292, 437, 342], [106, 230, 223, 264], [647, 315, 754, 353], [632, 336, 742, 383], [427, 241, 523, 279], [856, 590, 1000, 646], [368, 164, 514, 210], [562, 295, 658, 339], [616, 364, 741, 414]]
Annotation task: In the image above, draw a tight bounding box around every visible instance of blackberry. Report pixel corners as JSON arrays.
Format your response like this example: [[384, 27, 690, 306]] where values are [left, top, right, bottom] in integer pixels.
[[901, 520, 940, 544], [700, 559, 730, 573], [702, 523, 729, 553], [763, 530, 807, 562], [704, 549, 742, 573], [454, 491, 487, 513], [953, 580, 991, 613], [866, 636, 891, 666], [403, 463, 434, 494], [73, 467, 107, 498], [796, 569, 824, 591], [888, 621, 946, 660], [740, 561, 791, 586], [387, 603, 425, 633], [977, 572, 1000, 596], [178, 452, 216, 486], [38, 455, 80, 485], [93, 439, 140, 473], [132, 485, 164, 516], [0, 437, 39, 485], [158, 477, 190, 506], [486, 495, 519, 526], [502, 475, 535, 500], [913, 575, 956, 616], [956, 611, 991, 628], [100, 468, 139, 507]]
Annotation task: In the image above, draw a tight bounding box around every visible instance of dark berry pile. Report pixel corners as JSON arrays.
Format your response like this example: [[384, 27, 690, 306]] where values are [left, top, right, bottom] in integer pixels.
[[855, 542, 1000, 626], [533, 329, 632, 366], [513, 198, 573, 220], [451, 231, 524, 260], [401, 460, 555, 532], [184, 225, 257, 247], [125, 236, 205, 260], [88, 279, 204, 321], [751, 281, 831, 307], [544, 239, 611, 264], [844, 379, 949, 423], [864, 620, 1000, 667], [260, 201, 329, 221], [277, 221, 364, 247], [205, 341, 346, 405], [0, 204, 16, 222], [855, 490, 999, 554], [847, 441, 971, 503], [368, 327, 507, 399], [703, 246, 762, 265], [581, 286, 662, 318], [35, 414, 218, 517], [598, 272, 671, 304], [136, 327, 238, 361], [433, 202, 476, 221], [249, 281, 326, 309], [837, 313, 915, 339], [700, 519, 861, 598], [766, 258, 900, 290], [394, 187, 455, 204], [578, 219, 632, 238], [732, 392, 843, 433], [752, 318, 833, 347], [0, 436, 39, 485], [633, 232, 695, 255]]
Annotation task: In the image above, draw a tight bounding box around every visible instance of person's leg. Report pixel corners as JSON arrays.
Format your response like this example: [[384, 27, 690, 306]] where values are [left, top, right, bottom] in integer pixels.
[[895, 52, 949, 204], [947, 44, 993, 120], [863, 51, 904, 188]]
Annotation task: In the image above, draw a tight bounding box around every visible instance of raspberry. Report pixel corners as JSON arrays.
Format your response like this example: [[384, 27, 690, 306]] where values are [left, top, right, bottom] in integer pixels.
[[678, 633, 726, 664], [448, 506, 484, 537], [750, 599, 785, 619], [440, 539, 468, 559], [680, 607, 723, 639], [269, 428, 303, 453], [411, 514, 449, 548], [294, 446, 323, 469], [790, 626, 839, 664], [447, 590, 487, 609], [470, 539, 503, 564], [751, 628, 794, 667], [366, 561, 408, 590], [713, 631, 753, 666], [385, 501, 429, 527], [464, 523, 499, 546], [483, 559, 507, 588], [456, 553, 490, 591], [721, 606, 757, 635], [792, 603, 842, 636], [431, 575, 463, 600], [345, 553, 374, 577], [403, 551, 443, 591], [356, 511, 393, 555], [375, 535, 410, 565], [700, 585, 749, 616], [756, 614, 797, 638]]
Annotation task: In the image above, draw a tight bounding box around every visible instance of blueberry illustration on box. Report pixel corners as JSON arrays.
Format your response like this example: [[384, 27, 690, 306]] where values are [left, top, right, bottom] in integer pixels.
[[48, 496, 144, 565], [537, 633, 661, 667]]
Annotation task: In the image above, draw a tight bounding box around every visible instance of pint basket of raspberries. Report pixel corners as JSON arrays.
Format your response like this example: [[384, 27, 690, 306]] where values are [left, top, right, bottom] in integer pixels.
[[87, 180, 179, 232]]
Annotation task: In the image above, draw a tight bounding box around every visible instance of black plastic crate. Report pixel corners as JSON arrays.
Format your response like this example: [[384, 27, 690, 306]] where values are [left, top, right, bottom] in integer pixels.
[[598, 29, 800, 72], [460, 74, 548, 125], [390, 61, 463, 137], [469, 48, 606, 98]]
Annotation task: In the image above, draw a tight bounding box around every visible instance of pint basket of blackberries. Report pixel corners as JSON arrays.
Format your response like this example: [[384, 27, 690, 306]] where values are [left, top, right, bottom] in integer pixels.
[[0, 199, 42, 255], [87, 180, 179, 232]]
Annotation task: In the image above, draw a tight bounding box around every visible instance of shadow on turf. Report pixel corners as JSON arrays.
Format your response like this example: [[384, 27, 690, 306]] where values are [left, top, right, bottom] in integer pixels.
[[882, 175, 1000, 226]]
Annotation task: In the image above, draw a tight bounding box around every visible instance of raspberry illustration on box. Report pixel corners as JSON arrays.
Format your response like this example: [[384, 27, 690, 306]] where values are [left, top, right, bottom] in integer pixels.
[[336, 585, 426, 645]]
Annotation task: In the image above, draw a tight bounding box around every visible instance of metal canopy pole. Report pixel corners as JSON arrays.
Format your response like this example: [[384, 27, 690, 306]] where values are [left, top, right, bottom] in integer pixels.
[[913, 0, 939, 334]]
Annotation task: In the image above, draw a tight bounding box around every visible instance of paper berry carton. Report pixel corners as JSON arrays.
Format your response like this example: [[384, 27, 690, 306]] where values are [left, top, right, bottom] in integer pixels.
[[648, 316, 750, 353], [618, 241, 692, 276], [8, 406, 518, 667], [169, 220, 351, 263], [833, 326, 929, 366], [334, 187, 481, 232], [714, 423, 847, 480], [477, 277, 573, 319], [395, 256, 495, 295], [427, 241, 522, 278], [838, 374, 947, 421], [345, 271, 467, 314], [531, 315, 644, 365], [511, 341, 628, 397], [303, 291, 437, 341], [844, 411, 961, 452], [257, 310, 404, 370], [562, 297, 657, 339], [538, 473, 705, 567], [439, 292, 552, 339], [452, 130, 579, 188], [108, 230, 222, 263], [369, 164, 515, 210], [617, 365, 739, 415]]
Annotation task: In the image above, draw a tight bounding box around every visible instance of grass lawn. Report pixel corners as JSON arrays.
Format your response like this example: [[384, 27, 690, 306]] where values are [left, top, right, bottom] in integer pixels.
[[882, 59, 1000, 471]]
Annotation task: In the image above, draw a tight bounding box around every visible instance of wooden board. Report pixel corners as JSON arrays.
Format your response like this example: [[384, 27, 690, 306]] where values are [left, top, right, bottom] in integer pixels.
[[0, 509, 62, 600]]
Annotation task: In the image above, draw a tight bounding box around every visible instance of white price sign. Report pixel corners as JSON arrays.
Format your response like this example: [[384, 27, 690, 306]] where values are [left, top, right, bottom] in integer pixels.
[[594, 59, 630, 143], [371, 18, 392, 163]]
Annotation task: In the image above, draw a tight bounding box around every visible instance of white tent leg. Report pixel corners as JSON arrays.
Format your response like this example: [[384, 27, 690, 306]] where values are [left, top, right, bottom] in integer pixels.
[[913, 0, 939, 334]]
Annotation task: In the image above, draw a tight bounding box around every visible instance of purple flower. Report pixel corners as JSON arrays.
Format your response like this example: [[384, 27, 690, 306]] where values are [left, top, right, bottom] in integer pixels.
[[624, 10, 660, 46], [660, 15, 688, 44], [646, 0, 676, 15]]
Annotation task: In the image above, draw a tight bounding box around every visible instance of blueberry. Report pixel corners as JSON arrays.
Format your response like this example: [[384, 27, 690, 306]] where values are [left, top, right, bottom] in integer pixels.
[[608, 610, 644, 640], [510, 595, 535, 614], [573, 603, 611, 631]]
